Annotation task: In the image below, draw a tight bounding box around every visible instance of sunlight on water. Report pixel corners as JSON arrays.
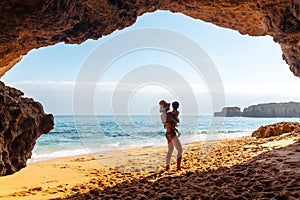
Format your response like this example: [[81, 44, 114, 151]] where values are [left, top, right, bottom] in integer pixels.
[[29, 115, 299, 163]]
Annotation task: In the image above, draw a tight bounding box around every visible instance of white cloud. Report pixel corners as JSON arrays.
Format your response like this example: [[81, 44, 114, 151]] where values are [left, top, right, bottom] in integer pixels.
[[4, 80, 300, 115]]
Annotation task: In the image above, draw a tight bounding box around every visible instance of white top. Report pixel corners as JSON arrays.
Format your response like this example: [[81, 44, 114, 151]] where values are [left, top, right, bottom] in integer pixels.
[[160, 108, 167, 123]]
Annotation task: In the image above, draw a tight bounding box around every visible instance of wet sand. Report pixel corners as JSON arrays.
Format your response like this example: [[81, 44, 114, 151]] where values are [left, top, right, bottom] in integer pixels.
[[0, 130, 299, 199]]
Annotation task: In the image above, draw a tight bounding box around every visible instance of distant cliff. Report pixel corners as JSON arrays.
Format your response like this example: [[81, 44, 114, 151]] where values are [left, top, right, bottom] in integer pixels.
[[243, 102, 300, 117], [214, 102, 300, 117], [214, 107, 242, 117]]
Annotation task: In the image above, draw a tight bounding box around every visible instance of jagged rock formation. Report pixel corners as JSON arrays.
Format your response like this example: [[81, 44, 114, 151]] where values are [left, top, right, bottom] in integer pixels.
[[0, 0, 300, 77], [214, 106, 242, 117], [215, 102, 300, 117], [0, 81, 54, 176], [243, 102, 300, 117], [252, 122, 300, 138]]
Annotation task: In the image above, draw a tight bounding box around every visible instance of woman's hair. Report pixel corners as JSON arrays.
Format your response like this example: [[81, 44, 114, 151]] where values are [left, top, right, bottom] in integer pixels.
[[159, 100, 170, 110]]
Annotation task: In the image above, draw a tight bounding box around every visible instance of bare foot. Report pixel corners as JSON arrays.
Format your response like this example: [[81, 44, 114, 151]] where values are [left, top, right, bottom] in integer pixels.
[[165, 165, 170, 171]]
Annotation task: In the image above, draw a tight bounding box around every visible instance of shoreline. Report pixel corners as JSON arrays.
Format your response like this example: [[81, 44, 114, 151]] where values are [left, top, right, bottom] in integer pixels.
[[0, 131, 299, 199], [28, 131, 252, 164]]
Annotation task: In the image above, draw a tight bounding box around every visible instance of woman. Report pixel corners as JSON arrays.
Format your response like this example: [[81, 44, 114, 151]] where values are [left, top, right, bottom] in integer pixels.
[[159, 100, 183, 171]]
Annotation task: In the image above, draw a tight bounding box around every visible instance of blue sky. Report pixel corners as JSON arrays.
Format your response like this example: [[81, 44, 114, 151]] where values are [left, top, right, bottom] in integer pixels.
[[2, 10, 300, 115]]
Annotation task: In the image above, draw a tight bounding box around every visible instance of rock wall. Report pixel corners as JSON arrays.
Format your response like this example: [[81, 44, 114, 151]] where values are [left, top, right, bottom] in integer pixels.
[[0, 0, 300, 77], [0, 81, 54, 176]]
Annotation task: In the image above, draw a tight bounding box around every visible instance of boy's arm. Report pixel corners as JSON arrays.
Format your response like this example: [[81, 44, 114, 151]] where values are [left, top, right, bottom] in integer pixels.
[[176, 111, 180, 123], [167, 113, 179, 123]]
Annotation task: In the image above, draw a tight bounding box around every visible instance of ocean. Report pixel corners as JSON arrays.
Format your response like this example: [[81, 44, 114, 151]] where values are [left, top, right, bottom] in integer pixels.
[[28, 115, 300, 163]]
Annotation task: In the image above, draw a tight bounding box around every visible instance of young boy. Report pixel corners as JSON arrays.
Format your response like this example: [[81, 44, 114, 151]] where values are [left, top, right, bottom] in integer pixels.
[[170, 101, 181, 137]]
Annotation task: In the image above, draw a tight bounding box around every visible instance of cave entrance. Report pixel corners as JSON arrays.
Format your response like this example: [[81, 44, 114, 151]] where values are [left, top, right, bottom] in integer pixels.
[[2, 10, 300, 164]]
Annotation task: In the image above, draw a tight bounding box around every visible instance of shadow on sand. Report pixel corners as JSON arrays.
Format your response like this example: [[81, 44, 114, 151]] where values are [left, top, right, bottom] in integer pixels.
[[56, 141, 300, 200]]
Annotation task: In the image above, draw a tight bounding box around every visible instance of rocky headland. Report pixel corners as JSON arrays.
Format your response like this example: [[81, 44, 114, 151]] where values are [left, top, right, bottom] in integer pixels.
[[214, 102, 300, 117], [214, 106, 242, 117]]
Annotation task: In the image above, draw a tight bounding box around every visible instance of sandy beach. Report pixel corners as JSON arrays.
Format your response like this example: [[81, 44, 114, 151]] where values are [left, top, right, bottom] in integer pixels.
[[0, 130, 299, 199]]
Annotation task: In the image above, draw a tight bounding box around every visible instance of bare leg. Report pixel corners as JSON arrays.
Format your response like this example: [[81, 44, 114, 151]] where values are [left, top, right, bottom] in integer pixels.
[[172, 135, 183, 170], [166, 138, 174, 171]]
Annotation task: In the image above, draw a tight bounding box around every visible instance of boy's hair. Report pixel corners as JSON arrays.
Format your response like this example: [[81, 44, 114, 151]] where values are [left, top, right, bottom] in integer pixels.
[[172, 101, 179, 110]]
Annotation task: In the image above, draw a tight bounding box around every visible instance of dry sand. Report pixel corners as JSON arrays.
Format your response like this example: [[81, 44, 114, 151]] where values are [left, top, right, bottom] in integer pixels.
[[0, 131, 299, 199]]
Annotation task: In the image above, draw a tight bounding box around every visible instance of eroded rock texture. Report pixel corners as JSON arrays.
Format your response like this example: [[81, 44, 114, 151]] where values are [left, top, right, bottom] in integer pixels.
[[252, 122, 300, 138], [0, 0, 300, 77], [0, 81, 54, 176]]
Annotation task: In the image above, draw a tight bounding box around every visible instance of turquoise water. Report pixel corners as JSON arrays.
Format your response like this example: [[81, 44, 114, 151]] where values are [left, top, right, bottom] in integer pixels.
[[29, 115, 300, 163]]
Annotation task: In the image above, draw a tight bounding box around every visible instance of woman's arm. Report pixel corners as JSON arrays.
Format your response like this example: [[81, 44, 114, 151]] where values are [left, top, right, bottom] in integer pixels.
[[160, 109, 167, 123]]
